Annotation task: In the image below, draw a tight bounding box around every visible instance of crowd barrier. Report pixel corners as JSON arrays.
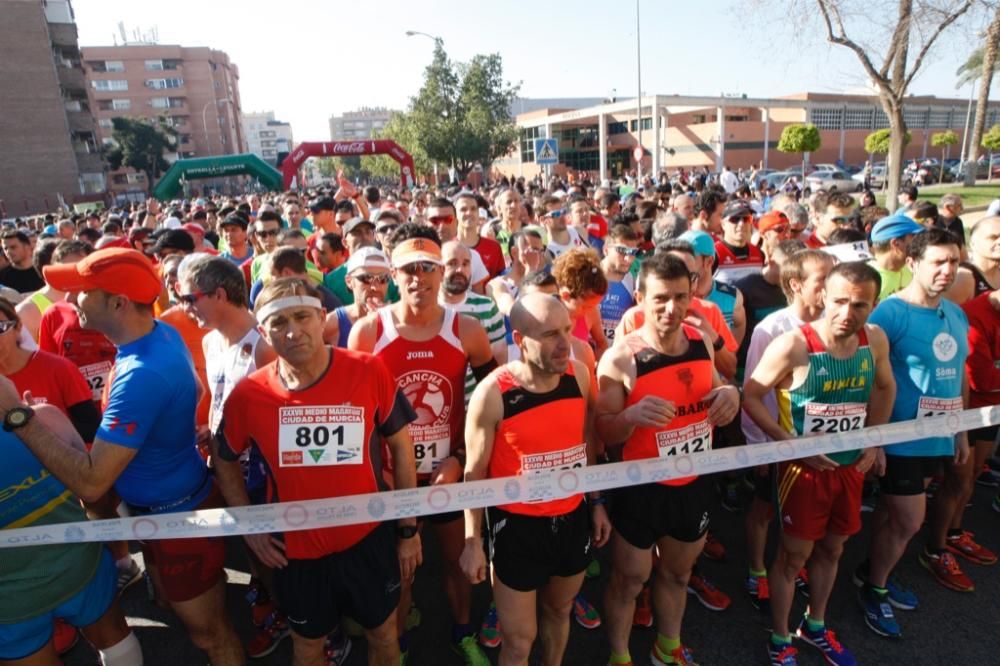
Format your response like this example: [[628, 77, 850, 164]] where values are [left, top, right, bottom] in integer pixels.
[[3, 406, 998, 549]]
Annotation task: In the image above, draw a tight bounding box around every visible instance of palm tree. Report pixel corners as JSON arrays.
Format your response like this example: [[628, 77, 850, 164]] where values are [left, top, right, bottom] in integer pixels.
[[956, 47, 986, 89], [964, 9, 1000, 184]]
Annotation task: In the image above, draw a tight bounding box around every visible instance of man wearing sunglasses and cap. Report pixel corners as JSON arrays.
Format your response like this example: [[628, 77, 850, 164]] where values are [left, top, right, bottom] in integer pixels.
[[214, 277, 419, 666], [714, 201, 765, 286], [349, 224, 496, 665], [325, 247, 392, 349], [805, 193, 859, 250], [22, 248, 244, 664]]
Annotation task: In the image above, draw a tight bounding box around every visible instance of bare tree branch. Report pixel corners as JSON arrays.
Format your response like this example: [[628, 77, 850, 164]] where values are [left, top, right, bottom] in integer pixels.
[[902, 0, 976, 90], [816, 0, 890, 87]]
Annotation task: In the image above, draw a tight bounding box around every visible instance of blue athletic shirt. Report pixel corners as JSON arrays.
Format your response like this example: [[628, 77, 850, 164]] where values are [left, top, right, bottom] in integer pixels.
[[707, 279, 738, 328], [600, 275, 635, 344], [868, 296, 969, 457], [97, 321, 210, 512]]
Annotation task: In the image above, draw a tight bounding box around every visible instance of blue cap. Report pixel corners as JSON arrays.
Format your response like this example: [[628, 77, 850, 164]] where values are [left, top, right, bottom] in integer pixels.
[[677, 229, 717, 257], [870, 215, 925, 243], [43, 224, 58, 235]]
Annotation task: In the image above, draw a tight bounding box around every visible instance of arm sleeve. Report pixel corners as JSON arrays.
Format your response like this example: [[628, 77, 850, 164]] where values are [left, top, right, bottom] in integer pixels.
[[67, 400, 101, 443], [96, 367, 166, 448], [57, 356, 95, 408]]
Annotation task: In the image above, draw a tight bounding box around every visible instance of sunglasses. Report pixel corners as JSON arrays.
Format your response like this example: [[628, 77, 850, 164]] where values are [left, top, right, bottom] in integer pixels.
[[765, 225, 790, 235], [545, 209, 566, 219], [725, 215, 752, 224], [830, 215, 859, 226], [427, 215, 454, 225], [354, 272, 390, 285], [398, 261, 439, 275], [0, 320, 17, 334], [176, 290, 209, 305], [376, 225, 399, 235], [612, 245, 639, 256], [256, 229, 280, 238]]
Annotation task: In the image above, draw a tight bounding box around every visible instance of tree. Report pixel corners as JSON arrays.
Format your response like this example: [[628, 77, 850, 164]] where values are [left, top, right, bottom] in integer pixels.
[[809, 0, 977, 204], [955, 47, 991, 89], [864, 128, 913, 156], [965, 6, 1000, 184], [777, 123, 821, 185], [931, 130, 959, 181], [407, 41, 520, 176], [360, 112, 433, 181], [103, 116, 178, 184], [983, 125, 1000, 182]]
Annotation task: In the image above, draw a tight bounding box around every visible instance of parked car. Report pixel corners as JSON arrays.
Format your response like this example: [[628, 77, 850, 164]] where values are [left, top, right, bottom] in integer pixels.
[[762, 171, 796, 190], [806, 170, 862, 192]]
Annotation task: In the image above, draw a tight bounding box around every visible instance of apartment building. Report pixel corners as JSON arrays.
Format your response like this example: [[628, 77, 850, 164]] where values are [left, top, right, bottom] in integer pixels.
[[243, 111, 294, 165]]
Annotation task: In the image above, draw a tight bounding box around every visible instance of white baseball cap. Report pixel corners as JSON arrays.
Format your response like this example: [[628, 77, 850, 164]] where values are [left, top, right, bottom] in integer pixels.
[[346, 247, 390, 275]]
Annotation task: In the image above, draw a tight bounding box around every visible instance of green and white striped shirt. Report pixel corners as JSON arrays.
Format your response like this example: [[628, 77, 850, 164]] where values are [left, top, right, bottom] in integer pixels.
[[441, 291, 506, 402]]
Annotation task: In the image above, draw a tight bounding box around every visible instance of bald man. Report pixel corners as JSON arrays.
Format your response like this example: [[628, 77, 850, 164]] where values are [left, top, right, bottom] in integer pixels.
[[461, 292, 610, 666]]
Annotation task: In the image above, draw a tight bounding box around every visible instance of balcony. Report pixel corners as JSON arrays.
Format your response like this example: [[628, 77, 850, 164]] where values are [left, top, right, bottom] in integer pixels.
[[66, 110, 95, 133], [57, 65, 86, 93], [47, 22, 79, 48], [75, 152, 105, 174]]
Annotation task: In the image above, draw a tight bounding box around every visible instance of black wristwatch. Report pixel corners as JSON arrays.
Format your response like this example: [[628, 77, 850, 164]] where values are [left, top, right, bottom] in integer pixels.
[[3, 406, 35, 432], [713, 336, 725, 351], [396, 524, 418, 539]]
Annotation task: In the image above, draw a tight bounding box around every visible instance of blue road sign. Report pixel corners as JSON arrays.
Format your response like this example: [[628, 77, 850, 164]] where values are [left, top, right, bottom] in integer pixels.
[[534, 138, 559, 165]]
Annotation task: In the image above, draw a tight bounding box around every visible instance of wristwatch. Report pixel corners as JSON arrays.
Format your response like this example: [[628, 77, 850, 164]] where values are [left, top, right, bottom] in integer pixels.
[[396, 524, 418, 539], [3, 406, 35, 432], [713, 336, 725, 351]]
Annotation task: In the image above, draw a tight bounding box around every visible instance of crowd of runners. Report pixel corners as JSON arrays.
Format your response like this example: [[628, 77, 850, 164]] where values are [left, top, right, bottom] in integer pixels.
[[1, 170, 999, 666]]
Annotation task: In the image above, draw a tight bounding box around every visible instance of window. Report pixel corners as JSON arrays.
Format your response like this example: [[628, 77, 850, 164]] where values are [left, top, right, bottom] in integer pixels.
[[111, 99, 131, 111], [629, 117, 653, 131], [79, 173, 105, 194], [150, 97, 170, 109], [903, 109, 928, 129], [844, 108, 873, 130], [179, 134, 191, 145], [810, 107, 843, 130], [145, 59, 178, 71], [87, 60, 124, 73], [261, 140, 275, 147], [146, 78, 184, 89], [98, 118, 113, 129], [91, 79, 128, 91], [928, 109, 952, 128], [873, 109, 890, 129], [259, 130, 276, 138], [520, 126, 541, 162], [608, 121, 628, 135]]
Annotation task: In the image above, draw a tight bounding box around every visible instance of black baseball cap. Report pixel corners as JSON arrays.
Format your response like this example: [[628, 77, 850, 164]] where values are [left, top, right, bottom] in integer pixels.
[[219, 213, 249, 230], [150, 229, 195, 255], [309, 196, 336, 213]]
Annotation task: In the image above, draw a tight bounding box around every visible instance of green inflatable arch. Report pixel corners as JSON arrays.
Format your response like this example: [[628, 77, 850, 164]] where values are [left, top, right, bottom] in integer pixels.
[[152, 153, 283, 200]]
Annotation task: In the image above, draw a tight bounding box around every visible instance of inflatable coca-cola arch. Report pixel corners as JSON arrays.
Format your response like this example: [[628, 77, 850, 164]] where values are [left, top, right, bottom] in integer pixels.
[[281, 140, 416, 190]]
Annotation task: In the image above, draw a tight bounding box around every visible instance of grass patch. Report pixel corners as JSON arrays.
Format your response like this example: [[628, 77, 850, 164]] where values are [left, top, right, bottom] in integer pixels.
[[874, 183, 1000, 209]]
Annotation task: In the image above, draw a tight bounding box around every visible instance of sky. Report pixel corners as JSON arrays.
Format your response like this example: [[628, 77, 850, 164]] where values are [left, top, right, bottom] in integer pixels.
[[71, 0, 988, 141]]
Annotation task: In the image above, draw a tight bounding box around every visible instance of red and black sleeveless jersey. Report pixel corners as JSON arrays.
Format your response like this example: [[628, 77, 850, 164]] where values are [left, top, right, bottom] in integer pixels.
[[622, 324, 714, 487], [489, 365, 586, 516], [963, 262, 996, 298], [37, 301, 117, 403], [373, 306, 468, 479]]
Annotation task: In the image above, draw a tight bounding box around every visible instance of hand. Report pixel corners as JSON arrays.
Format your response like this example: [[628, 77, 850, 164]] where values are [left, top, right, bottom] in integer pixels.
[[625, 395, 675, 428], [954, 437, 970, 466], [459, 539, 487, 584], [590, 504, 612, 548], [397, 532, 423, 582], [872, 448, 886, 476], [21, 390, 43, 407], [800, 454, 839, 472], [705, 385, 740, 426], [244, 533, 288, 569], [854, 447, 877, 475], [684, 312, 718, 344], [430, 456, 463, 485]]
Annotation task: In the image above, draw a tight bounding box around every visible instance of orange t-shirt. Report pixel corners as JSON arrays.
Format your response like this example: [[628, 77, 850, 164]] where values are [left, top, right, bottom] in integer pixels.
[[158, 306, 210, 426]]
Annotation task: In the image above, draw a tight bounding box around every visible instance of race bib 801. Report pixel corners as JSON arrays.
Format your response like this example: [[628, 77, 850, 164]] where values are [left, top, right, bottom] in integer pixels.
[[277, 405, 364, 467]]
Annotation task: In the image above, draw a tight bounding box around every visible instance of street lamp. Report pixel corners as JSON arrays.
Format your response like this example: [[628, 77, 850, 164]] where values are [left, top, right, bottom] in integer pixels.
[[201, 97, 232, 157], [405, 30, 443, 46]]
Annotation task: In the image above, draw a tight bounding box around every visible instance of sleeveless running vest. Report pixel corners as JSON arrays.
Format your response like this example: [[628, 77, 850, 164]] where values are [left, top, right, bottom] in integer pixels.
[[707, 280, 738, 328], [777, 323, 874, 465], [333, 307, 353, 348], [374, 306, 467, 477], [490, 365, 586, 516], [622, 324, 714, 487], [714, 241, 764, 284], [600, 275, 635, 344], [30, 291, 54, 313], [963, 262, 996, 298]]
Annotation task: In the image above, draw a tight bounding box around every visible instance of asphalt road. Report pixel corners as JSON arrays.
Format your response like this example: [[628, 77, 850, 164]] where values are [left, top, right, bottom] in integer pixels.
[[65, 480, 1000, 666]]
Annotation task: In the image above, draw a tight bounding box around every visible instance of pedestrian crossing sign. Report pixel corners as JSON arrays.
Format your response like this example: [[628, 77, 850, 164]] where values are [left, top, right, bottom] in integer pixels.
[[534, 138, 559, 165]]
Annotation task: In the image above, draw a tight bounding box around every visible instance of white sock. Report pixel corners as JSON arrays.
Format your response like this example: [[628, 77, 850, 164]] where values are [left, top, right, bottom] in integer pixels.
[[99, 631, 143, 666]]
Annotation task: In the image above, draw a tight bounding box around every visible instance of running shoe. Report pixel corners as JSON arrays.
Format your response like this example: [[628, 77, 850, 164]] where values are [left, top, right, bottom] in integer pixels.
[[116, 557, 143, 593], [586, 558, 602, 579], [767, 640, 798, 666], [857, 586, 901, 638], [850, 564, 919, 611], [919, 549, 975, 592], [651, 642, 699, 666], [976, 465, 998, 487], [573, 594, 602, 629], [702, 533, 726, 561], [633, 587, 653, 628], [747, 573, 770, 610], [53, 619, 78, 655], [860, 482, 878, 513], [324, 630, 352, 666], [479, 601, 501, 648], [687, 573, 731, 611], [246, 610, 290, 659], [251, 598, 277, 629], [452, 634, 491, 666], [946, 530, 998, 565], [796, 618, 857, 666], [795, 568, 810, 597]]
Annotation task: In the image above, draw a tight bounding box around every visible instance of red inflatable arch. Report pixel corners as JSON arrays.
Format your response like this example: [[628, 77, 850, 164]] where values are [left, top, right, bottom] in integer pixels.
[[281, 140, 416, 190]]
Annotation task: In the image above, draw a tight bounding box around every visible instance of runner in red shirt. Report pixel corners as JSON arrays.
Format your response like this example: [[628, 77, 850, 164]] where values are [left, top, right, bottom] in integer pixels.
[[350, 224, 495, 664], [214, 277, 420, 666]]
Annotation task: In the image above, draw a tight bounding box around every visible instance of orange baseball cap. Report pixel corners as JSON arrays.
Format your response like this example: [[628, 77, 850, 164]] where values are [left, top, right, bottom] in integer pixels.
[[757, 210, 790, 234], [43, 247, 162, 304], [391, 237, 443, 267]]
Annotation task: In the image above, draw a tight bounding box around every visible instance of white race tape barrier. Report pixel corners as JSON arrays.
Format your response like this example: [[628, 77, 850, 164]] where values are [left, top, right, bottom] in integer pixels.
[[3, 407, 998, 549]]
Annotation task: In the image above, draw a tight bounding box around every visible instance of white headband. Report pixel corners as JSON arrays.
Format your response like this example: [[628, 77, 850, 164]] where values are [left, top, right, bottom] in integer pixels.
[[256, 295, 323, 324]]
